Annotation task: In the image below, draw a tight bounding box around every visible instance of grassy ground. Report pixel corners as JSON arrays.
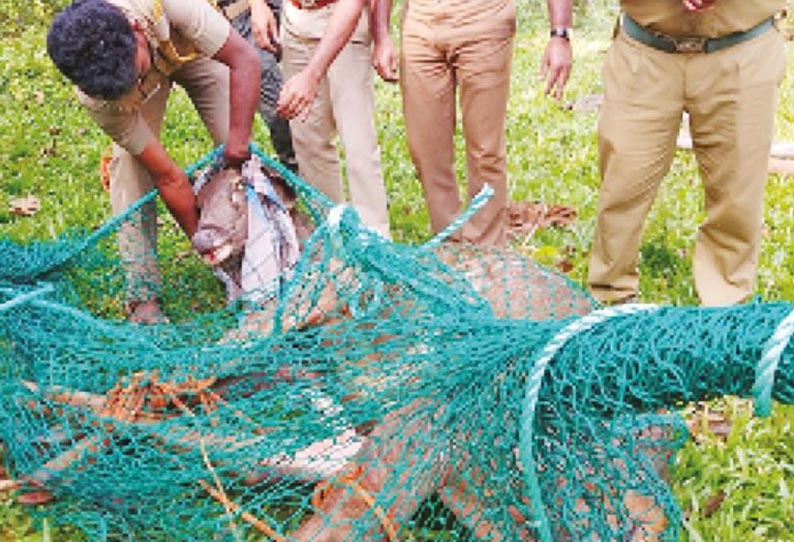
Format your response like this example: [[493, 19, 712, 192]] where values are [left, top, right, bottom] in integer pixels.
[[1, 1, 794, 540]]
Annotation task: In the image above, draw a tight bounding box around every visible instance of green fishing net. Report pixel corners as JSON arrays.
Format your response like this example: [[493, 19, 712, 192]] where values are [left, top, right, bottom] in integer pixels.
[[1, 148, 793, 542]]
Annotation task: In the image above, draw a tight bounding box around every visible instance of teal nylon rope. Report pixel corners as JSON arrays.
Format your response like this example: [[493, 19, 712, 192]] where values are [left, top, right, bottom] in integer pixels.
[[753, 307, 794, 417], [0, 286, 122, 335], [421, 184, 495, 249], [519, 303, 659, 542], [0, 283, 54, 313]]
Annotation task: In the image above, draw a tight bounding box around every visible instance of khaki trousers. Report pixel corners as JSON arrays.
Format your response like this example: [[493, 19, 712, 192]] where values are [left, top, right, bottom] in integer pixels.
[[588, 28, 785, 306], [109, 57, 230, 303], [400, 0, 515, 246], [281, 2, 391, 238]]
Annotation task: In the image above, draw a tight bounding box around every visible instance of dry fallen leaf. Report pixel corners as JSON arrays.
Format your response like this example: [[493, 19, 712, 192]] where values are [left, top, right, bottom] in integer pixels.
[[703, 490, 726, 518], [507, 200, 577, 241], [9, 195, 41, 217], [556, 257, 574, 274]]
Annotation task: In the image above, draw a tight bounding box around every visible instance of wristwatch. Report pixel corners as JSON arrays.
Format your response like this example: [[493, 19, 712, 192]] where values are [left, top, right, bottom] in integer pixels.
[[550, 28, 572, 40]]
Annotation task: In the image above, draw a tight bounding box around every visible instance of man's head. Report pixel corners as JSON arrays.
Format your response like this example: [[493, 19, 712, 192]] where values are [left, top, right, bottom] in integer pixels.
[[47, 0, 143, 99]]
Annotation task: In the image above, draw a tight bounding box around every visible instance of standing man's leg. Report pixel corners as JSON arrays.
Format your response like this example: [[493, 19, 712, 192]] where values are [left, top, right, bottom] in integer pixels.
[[400, 5, 458, 238], [260, 47, 299, 172], [455, 14, 515, 246], [688, 29, 785, 306], [108, 75, 171, 322], [588, 33, 683, 304], [329, 12, 391, 238], [281, 22, 345, 204]]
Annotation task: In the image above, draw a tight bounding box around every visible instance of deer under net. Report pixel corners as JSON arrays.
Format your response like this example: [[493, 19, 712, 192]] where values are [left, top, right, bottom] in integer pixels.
[[1, 148, 793, 542]]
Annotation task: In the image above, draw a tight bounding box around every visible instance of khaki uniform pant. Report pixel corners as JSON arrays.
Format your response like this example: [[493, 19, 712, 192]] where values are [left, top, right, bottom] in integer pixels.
[[281, 3, 391, 238], [109, 57, 230, 304], [400, 0, 515, 246], [588, 28, 785, 306]]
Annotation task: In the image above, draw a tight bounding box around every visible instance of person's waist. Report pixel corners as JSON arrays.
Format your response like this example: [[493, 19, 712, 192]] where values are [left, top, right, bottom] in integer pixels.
[[287, 0, 338, 11], [217, 0, 251, 19], [621, 13, 775, 54]]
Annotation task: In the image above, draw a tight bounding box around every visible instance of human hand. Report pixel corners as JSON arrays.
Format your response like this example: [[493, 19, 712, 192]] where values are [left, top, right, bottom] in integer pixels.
[[681, 0, 717, 11], [250, 0, 279, 53], [223, 142, 251, 170], [372, 33, 398, 82], [277, 69, 321, 120], [540, 36, 572, 101]]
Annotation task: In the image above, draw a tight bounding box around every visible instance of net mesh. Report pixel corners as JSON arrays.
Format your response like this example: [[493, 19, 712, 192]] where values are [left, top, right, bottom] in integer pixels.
[[1, 149, 793, 542]]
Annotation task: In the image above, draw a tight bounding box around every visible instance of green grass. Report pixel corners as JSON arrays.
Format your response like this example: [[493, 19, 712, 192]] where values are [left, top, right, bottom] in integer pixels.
[[1, 1, 794, 540]]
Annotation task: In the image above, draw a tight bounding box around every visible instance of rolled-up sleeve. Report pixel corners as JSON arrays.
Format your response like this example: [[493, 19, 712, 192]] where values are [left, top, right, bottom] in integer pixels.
[[164, 0, 232, 57]]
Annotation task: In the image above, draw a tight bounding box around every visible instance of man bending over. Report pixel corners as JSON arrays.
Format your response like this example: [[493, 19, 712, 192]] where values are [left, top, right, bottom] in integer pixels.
[[47, 0, 260, 322]]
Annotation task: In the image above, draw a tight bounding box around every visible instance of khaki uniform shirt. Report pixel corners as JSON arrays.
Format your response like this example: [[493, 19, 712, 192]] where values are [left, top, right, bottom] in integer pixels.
[[622, 0, 784, 38], [77, 0, 231, 154]]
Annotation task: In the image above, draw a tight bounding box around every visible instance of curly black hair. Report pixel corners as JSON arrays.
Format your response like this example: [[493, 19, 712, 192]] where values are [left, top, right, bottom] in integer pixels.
[[47, 0, 138, 99]]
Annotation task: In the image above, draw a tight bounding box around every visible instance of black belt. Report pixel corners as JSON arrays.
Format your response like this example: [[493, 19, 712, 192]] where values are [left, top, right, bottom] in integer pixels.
[[622, 13, 775, 54]]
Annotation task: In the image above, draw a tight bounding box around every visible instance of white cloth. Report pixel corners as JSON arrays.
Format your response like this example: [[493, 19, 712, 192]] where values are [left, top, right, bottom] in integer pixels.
[[239, 156, 301, 305]]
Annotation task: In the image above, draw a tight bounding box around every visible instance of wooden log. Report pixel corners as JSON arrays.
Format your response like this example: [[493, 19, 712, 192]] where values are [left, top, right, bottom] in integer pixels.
[[19, 379, 347, 485], [768, 157, 794, 176], [677, 134, 794, 176]]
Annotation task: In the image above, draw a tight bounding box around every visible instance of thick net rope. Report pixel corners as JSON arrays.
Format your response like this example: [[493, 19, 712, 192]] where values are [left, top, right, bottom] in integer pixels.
[[1, 148, 793, 542]]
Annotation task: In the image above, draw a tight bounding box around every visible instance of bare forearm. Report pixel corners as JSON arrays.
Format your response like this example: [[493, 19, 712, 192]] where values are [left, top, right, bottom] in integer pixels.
[[547, 0, 572, 30], [370, 0, 393, 45], [305, 0, 368, 80], [540, 0, 573, 99], [154, 170, 199, 237], [136, 143, 198, 237], [226, 61, 259, 160], [214, 30, 261, 164]]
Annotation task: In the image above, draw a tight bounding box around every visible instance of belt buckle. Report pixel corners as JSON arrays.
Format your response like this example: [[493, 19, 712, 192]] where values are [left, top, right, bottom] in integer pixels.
[[674, 37, 707, 53]]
